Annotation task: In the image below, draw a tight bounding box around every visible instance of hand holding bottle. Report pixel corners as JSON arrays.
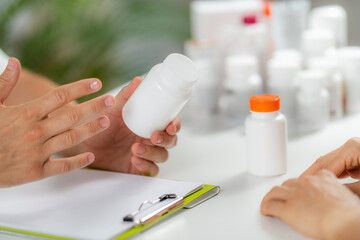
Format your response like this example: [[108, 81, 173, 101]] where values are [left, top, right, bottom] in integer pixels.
[[82, 77, 181, 176]]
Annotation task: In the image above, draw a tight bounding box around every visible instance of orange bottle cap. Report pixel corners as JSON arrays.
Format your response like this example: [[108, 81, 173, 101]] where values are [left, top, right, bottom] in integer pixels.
[[250, 94, 280, 112]]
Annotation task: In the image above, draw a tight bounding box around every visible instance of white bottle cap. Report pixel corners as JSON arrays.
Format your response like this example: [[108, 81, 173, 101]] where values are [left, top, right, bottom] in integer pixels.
[[268, 58, 300, 86], [301, 29, 336, 59], [297, 69, 327, 89], [308, 57, 338, 76], [161, 53, 198, 91], [225, 54, 258, 80], [309, 5, 347, 47], [273, 49, 303, 67]]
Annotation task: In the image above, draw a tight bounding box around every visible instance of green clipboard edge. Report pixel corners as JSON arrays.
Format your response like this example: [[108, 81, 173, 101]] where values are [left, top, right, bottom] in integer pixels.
[[0, 184, 219, 240]]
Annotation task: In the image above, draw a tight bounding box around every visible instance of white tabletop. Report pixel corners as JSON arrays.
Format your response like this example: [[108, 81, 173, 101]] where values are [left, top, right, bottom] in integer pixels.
[[2, 114, 360, 240]]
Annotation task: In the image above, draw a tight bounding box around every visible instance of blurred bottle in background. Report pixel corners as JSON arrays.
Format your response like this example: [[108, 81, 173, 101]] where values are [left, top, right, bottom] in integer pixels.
[[184, 0, 360, 135], [271, 0, 311, 50], [187, 0, 266, 132], [338, 46, 360, 114], [220, 14, 268, 84], [190, 1, 263, 43], [182, 40, 221, 132], [309, 5, 347, 48], [221, 55, 262, 124], [308, 57, 344, 120], [301, 28, 336, 67], [296, 70, 330, 133], [273, 48, 303, 68], [267, 50, 301, 135]]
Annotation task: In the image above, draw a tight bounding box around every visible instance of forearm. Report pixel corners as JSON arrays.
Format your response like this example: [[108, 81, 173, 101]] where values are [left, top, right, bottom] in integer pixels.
[[5, 69, 58, 106]]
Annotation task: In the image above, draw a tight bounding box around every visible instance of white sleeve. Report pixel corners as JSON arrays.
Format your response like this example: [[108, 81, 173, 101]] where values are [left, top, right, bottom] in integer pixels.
[[0, 49, 10, 74]]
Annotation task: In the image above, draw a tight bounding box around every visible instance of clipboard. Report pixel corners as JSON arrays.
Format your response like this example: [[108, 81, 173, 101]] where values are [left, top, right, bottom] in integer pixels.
[[0, 169, 220, 240], [117, 185, 220, 240]]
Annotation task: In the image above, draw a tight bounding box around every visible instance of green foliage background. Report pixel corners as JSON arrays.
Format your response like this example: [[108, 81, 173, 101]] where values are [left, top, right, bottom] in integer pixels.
[[0, 0, 191, 100]]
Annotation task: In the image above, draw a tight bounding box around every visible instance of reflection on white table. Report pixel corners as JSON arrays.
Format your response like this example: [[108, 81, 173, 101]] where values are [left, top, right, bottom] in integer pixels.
[[2, 113, 360, 240]]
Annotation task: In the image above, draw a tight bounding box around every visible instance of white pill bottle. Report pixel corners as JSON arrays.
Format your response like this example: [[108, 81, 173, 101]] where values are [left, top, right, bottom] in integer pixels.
[[122, 53, 198, 138], [245, 94, 287, 176]]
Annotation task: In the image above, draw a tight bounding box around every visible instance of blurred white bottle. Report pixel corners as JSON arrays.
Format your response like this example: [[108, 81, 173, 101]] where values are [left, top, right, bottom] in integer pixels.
[[271, 0, 310, 50], [273, 48, 303, 68], [338, 47, 360, 114], [183, 40, 220, 112], [122, 53, 198, 138], [222, 55, 262, 124], [183, 40, 221, 131], [246, 94, 287, 177], [309, 5, 347, 47], [220, 15, 267, 83], [296, 70, 330, 133], [267, 56, 301, 134], [190, 0, 263, 43], [301, 28, 336, 67], [308, 57, 344, 120], [240, 15, 268, 83]]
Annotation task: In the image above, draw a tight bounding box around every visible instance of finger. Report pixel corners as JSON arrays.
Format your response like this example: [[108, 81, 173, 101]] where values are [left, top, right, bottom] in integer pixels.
[[261, 186, 291, 206], [300, 158, 326, 178], [41, 152, 95, 178], [0, 58, 21, 104], [300, 139, 360, 178], [44, 116, 110, 155], [43, 95, 115, 137], [131, 143, 169, 163], [260, 200, 286, 218], [300, 154, 341, 178], [165, 116, 181, 136], [131, 156, 159, 177], [27, 78, 102, 119], [115, 76, 143, 110], [150, 131, 178, 149]]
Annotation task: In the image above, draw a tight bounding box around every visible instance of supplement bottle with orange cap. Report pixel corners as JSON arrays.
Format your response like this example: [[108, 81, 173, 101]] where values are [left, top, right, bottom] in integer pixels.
[[245, 94, 287, 176]]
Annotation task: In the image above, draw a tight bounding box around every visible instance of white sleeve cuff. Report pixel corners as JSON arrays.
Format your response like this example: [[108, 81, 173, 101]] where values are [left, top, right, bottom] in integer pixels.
[[0, 49, 10, 74]]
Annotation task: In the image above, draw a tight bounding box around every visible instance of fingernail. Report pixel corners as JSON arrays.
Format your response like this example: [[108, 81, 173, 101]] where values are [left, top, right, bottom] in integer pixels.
[[87, 154, 95, 164], [6, 59, 16, 71], [99, 118, 109, 128], [137, 144, 145, 155], [157, 134, 163, 144], [104, 96, 114, 107], [135, 158, 142, 166], [90, 80, 100, 91]]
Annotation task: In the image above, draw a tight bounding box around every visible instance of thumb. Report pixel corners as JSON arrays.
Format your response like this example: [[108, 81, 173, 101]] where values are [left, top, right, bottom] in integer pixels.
[[112, 76, 142, 114], [0, 58, 21, 104]]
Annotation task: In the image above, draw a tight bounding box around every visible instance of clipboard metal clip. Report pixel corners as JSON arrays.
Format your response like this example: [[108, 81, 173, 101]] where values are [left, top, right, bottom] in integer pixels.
[[123, 194, 184, 225]]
